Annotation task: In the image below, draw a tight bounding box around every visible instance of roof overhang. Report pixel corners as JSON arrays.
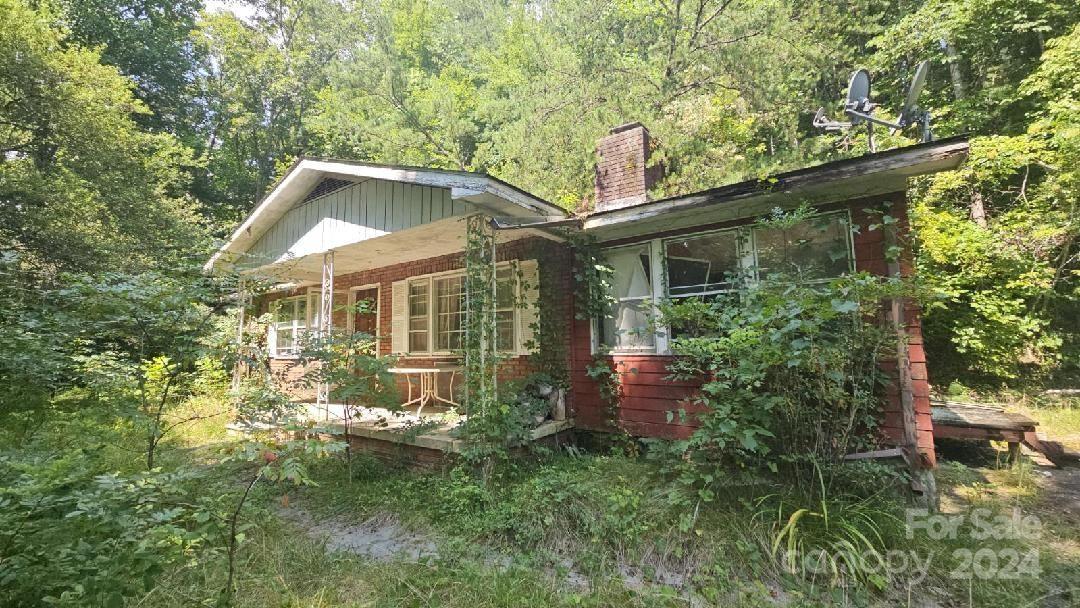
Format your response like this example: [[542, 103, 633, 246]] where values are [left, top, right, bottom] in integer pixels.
[[205, 158, 566, 272], [583, 136, 970, 242], [247, 217, 559, 284]]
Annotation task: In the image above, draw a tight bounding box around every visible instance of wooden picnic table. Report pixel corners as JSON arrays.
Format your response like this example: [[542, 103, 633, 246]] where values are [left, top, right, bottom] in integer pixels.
[[387, 366, 462, 414]]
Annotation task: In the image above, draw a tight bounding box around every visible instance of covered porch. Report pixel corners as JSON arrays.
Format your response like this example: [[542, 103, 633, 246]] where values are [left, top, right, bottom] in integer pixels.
[[213, 159, 577, 457]]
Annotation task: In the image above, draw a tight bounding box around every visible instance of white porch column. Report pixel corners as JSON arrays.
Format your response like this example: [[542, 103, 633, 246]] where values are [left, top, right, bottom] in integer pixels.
[[316, 250, 335, 418]]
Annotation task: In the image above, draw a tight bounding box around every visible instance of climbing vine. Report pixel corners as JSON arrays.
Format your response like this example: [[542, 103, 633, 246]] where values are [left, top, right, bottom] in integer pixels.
[[568, 231, 616, 323], [567, 232, 626, 430], [461, 214, 500, 443]]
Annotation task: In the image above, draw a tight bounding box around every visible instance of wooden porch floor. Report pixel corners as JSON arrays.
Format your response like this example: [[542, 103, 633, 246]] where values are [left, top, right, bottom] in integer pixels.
[[229, 403, 575, 454]]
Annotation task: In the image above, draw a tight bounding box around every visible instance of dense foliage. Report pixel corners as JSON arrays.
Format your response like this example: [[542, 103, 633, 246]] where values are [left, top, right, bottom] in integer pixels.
[[3, 0, 1076, 387], [0, 0, 1077, 604], [662, 274, 902, 472]]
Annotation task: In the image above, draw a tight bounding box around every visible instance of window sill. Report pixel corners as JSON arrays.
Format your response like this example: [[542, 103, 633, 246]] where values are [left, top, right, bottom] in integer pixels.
[[596, 349, 665, 357]]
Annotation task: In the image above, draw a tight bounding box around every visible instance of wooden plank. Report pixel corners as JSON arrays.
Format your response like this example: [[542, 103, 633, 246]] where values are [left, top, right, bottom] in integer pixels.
[[931, 402, 1037, 432], [374, 181, 386, 232], [618, 384, 698, 400], [933, 425, 1024, 442], [619, 420, 694, 440], [618, 407, 702, 427]]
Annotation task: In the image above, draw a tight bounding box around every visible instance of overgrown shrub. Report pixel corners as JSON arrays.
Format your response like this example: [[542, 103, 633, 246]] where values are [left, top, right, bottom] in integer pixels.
[[0, 434, 227, 607], [661, 272, 909, 490]]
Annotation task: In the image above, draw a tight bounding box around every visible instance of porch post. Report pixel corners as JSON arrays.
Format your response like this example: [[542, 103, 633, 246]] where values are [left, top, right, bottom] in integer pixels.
[[231, 277, 247, 392], [316, 250, 335, 419]]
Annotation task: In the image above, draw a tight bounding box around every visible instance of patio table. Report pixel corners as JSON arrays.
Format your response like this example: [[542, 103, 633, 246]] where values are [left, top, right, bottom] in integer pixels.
[[387, 366, 462, 414]]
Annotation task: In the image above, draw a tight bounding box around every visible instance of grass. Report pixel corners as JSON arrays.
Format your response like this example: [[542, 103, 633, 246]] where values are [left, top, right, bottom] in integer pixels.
[[3, 393, 1078, 607], [147, 444, 1075, 604]]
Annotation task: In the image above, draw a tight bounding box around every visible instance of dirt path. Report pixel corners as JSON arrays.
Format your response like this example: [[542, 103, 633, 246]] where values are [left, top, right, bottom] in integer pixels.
[[276, 504, 703, 600], [280, 507, 440, 561]]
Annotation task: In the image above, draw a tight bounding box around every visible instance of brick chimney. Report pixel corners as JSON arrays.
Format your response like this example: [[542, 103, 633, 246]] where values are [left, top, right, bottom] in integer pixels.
[[593, 123, 662, 212]]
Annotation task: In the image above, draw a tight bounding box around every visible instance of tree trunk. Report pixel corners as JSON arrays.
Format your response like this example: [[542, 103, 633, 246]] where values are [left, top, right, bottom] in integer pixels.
[[942, 40, 966, 100], [970, 189, 988, 227]]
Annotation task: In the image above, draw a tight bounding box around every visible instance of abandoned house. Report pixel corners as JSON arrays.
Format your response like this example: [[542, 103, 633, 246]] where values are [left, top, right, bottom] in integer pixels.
[[208, 124, 975, 466]]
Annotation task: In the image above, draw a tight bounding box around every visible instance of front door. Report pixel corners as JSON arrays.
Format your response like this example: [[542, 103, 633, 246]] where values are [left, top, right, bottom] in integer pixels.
[[352, 288, 379, 335]]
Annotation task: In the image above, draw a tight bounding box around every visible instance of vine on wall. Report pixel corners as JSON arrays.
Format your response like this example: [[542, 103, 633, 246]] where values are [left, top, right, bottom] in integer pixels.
[[462, 214, 500, 429], [566, 231, 626, 431]]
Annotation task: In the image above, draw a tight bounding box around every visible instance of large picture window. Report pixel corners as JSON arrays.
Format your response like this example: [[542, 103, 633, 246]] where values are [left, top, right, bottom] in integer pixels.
[[665, 229, 744, 298], [596, 211, 854, 354], [752, 214, 852, 280]]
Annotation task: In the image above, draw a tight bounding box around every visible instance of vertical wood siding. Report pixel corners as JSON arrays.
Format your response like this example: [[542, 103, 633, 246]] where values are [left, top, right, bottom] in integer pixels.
[[246, 178, 467, 265]]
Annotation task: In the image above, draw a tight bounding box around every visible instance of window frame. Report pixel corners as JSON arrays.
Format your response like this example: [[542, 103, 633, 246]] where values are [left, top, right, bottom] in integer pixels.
[[403, 262, 522, 357], [595, 242, 660, 354], [269, 294, 310, 359]]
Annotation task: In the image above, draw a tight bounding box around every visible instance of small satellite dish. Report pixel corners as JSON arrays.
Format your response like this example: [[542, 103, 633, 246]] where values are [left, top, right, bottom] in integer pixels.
[[845, 69, 872, 124], [813, 62, 933, 151]]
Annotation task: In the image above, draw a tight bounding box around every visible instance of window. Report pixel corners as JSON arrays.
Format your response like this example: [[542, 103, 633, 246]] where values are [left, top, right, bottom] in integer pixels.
[[434, 275, 464, 350], [752, 214, 852, 280], [598, 244, 655, 351], [408, 281, 429, 352], [595, 211, 854, 354], [403, 265, 520, 354], [665, 229, 744, 298], [271, 296, 307, 357], [495, 267, 517, 352]]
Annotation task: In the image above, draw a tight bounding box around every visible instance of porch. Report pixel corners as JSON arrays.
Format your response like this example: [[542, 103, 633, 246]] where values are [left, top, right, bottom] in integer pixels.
[[214, 160, 578, 460], [298, 403, 575, 455]]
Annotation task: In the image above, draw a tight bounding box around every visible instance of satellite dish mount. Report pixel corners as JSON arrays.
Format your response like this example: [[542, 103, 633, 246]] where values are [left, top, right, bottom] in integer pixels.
[[813, 61, 932, 152]]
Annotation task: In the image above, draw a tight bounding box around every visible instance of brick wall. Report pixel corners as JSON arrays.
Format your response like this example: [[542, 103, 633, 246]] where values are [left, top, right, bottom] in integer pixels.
[[258, 236, 576, 403], [570, 191, 938, 465]]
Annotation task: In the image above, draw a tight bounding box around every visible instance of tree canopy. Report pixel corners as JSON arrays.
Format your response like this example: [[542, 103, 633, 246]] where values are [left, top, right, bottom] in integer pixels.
[[2, 0, 1078, 389]]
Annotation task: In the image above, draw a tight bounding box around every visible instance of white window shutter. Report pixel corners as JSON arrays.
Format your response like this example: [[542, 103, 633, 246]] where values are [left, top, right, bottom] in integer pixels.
[[391, 280, 408, 354], [518, 259, 540, 354]]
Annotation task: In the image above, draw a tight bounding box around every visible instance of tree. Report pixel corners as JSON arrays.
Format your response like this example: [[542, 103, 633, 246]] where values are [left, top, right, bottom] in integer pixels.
[[193, 0, 353, 224], [0, 0, 207, 275], [53, 0, 204, 135]]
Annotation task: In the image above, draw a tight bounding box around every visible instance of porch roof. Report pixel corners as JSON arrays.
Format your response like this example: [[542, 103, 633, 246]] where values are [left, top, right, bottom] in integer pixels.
[[205, 158, 567, 274]]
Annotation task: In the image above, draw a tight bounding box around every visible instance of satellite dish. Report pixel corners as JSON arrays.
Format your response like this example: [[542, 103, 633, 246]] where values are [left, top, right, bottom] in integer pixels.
[[845, 69, 872, 124], [813, 62, 934, 150], [897, 60, 930, 128]]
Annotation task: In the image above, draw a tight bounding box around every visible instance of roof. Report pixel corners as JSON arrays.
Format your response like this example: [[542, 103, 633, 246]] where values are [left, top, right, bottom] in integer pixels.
[[207, 138, 970, 270], [205, 157, 566, 271], [583, 136, 970, 239]]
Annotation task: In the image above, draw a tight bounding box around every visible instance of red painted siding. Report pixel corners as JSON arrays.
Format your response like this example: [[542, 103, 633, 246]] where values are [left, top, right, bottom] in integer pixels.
[[570, 192, 937, 465]]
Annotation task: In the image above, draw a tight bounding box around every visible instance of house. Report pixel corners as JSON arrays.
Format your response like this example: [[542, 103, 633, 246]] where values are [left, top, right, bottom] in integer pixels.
[[207, 123, 969, 466]]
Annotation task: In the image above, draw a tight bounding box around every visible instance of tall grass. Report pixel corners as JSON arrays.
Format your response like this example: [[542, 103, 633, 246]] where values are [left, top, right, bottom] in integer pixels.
[[752, 468, 905, 592]]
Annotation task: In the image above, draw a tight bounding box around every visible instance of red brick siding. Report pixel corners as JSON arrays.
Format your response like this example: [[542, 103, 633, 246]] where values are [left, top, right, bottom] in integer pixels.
[[257, 237, 576, 402], [570, 192, 937, 464]]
